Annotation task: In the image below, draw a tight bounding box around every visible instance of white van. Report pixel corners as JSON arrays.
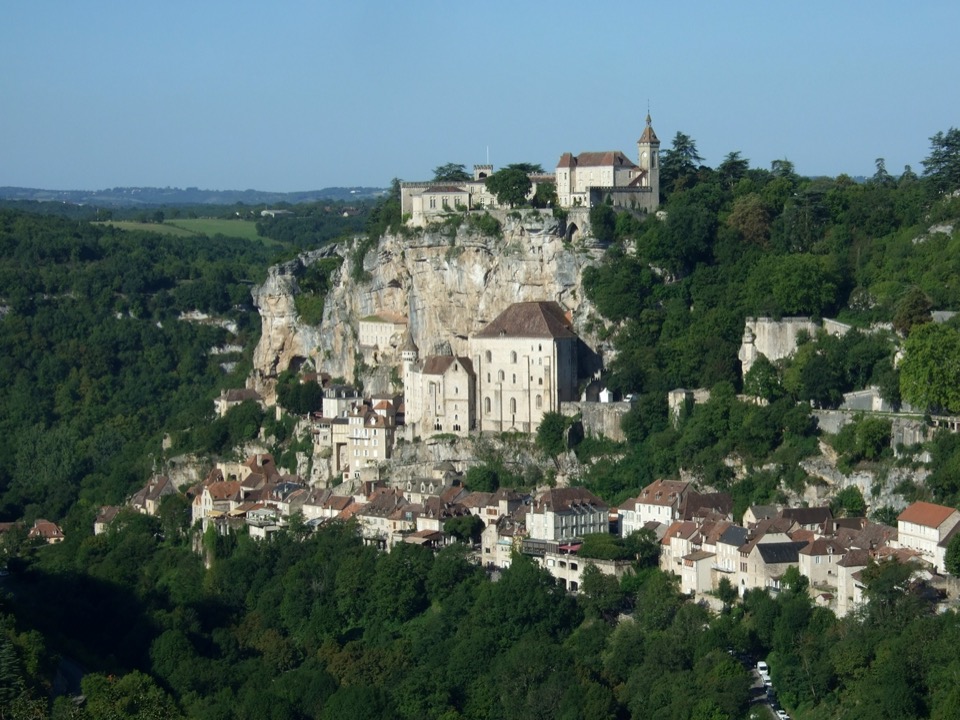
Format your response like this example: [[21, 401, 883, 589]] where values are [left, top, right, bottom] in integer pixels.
[[757, 660, 769, 675]]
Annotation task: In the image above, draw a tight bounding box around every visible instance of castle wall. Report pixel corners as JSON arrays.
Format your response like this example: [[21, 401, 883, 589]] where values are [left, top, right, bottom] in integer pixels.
[[560, 401, 632, 442]]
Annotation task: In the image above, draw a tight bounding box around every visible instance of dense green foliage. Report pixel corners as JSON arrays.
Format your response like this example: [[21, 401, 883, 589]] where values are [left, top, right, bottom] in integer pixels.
[[577, 131, 960, 506], [3, 129, 960, 719], [0, 210, 274, 521], [255, 201, 369, 249], [6, 516, 960, 720]]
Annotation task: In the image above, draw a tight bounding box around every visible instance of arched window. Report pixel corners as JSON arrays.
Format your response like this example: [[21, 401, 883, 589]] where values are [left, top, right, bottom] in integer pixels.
[[484, 397, 491, 413], [509, 398, 517, 413], [510, 351, 517, 364], [536, 394, 542, 409], [512, 374, 516, 384], [485, 350, 492, 362], [497, 370, 504, 382]]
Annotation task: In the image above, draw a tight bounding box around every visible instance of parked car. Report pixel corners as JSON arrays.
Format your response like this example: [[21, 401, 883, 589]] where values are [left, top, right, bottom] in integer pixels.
[[776, 711, 790, 720], [757, 660, 769, 675]]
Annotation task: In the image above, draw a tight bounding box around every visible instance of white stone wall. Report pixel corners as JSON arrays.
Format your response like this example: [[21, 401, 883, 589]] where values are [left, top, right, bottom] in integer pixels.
[[471, 335, 576, 434]]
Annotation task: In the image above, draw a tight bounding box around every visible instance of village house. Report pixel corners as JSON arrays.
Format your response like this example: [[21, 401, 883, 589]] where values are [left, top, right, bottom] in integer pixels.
[[525, 487, 608, 543], [358, 312, 408, 362], [28, 519, 64, 544], [895, 501, 960, 573], [213, 387, 263, 418], [94, 505, 121, 535], [355, 487, 408, 548], [620, 479, 693, 534], [130, 474, 177, 516], [481, 513, 525, 568]]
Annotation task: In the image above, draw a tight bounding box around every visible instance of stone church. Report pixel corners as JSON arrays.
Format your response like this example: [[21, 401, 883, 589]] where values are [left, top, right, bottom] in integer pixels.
[[402, 301, 580, 437]]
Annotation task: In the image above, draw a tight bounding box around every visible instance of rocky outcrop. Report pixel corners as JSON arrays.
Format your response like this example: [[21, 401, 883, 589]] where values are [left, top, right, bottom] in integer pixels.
[[251, 211, 607, 395], [250, 248, 335, 400]]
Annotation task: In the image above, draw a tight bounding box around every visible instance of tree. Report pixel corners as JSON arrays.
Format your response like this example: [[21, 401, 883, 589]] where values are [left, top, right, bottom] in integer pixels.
[[660, 132, 704, 195], [831, 486, 867, 518], [588, 203, 616, 244], [727, 193, 771, 247], [899, 322, 960, 413], [433, 163, 471, 182], [717, 151, 750, 189], [536, 412, 570, 457], [892, 286, 932, 337], [921, 127, 960, 193], [485, 168, 532, 208], [444, 514, 484, 544], [945, 533, 960, 576], [742, 355, 783, 402], [871, 157, 895, 187], [580, 565, 626, 622], [505, 162, 544, 174]]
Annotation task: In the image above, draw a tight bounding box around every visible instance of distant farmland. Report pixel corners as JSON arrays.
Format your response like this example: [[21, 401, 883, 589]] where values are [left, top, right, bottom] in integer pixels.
[[97, 218, 277, 244]]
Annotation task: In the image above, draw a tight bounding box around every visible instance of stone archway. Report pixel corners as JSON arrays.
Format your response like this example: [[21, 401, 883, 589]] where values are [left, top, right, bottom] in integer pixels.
[[565, 222, 579, 243]]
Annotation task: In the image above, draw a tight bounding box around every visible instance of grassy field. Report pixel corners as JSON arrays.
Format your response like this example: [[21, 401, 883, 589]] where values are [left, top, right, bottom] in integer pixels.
[[97, 218, 278, 244]]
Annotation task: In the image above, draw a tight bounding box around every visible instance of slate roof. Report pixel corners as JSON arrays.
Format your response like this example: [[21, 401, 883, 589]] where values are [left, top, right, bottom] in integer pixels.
[[756, 541, 808, 565], [898, 501, 959, 528], [718, 525, 748, 547], [781, 506, 833, 527], [474, 301, 576, 339]]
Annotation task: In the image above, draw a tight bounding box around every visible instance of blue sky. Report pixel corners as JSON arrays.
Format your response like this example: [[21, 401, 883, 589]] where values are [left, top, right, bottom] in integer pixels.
[[2, 1, 958, 191]]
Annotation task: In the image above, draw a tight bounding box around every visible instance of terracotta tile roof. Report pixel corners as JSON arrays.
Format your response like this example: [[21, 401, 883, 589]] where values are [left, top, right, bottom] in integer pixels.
[[460, 491, 494, 509], [425, 186, 469, 194], [559, 151, 638, 169], [532, 487, 607, 513], [898, 501, 959, 528], [474, 301, 576, 339], [96, 506, 121, 525], [682, 491, 732, 520], [207, 481, 242, 501], [338, 501, 364, 520], [662, 520, 699, 544], [638, 479, 691, 508], [799, 536, 846, 556], [29, 519, 64, 541]]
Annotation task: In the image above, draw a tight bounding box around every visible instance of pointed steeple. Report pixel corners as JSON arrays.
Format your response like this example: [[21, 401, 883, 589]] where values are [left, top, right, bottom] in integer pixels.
[[638, 112, 659, 144]]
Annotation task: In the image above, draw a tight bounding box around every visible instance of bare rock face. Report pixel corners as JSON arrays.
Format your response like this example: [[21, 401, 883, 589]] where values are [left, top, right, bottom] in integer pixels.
[[251, 211, 606, 394], [250, 251, 330, 400]]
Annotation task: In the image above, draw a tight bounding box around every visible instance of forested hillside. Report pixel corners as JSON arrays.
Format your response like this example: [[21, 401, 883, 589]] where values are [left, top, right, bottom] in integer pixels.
[[2, 128, 960, 719], [573, 133, 960, 511]]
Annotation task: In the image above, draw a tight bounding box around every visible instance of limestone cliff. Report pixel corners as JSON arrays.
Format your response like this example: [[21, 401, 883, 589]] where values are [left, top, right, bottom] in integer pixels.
[[250, 248, 333, 402], [251, 211, 608, 395]]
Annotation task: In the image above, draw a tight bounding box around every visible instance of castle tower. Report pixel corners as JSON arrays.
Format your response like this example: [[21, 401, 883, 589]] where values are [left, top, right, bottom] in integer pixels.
[[637, 112, 660, 204]]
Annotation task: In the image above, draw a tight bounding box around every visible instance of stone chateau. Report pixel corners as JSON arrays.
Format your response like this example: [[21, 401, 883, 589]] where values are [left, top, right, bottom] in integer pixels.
[[399, 113, 661, 226]]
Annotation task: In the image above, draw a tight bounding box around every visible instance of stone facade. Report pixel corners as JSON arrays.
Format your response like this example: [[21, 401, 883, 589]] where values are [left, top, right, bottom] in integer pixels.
[[470, 301, 579, 434], [403, 350, 477, 438], [400, 115, 660, 227]]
